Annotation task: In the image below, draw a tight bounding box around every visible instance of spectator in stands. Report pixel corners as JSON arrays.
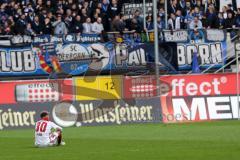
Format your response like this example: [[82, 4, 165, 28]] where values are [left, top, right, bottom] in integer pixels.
[[145, 15, 153, 30], [234, 8, 240, 28], [3, 20, 12, 35], [38, 9, 47, 26], [31, 15, 43, 35], [101, 0, 110, 31], [158, 8, 165, 19], [6, 17, 14, 33], [168, 13, 181, 30], [92, 17, 104, 34], [211, 0, 219, 11], [71, 3, 78, 13], [80, 8, 88, 23], [192, 7, 203, 20], [0, 3, 8, 20], [222, 6, 228, 19], [178, 0, 187, 16], [168, 0, 177, 15], [66, 0, 74, 9], [226, 4, 235, 17], [35, 0, 44, 13], [157, 16, 165, 30], [82, 17, 92, 34], [43, 17, 52, 34], [26, 10, 34, 24], [176, 10, 185, 29], [15, 14, 26, 35], [92, 7, 102, 22], [224, 11, 235, 30], [133, 10, 143, 28], [46, 0, 55, 13], [189, 16, 203, 29], [52, 14, 68, 35], [185, 7, 194, 27], [206, 7, 218, 28], [47, 11, 55, 23], [64, 9, 73, 30], [71, 15, 83, 34], [108, 0, 120, 20], [217, 12, 225, 29], [111, 15, 126, 32], [190, 29, 204, 43], [196, 0, 204, 14], [24, 23, 36, 36], [5, 2, 15, 17], [129, 18, 143, 33], [191, 0, 197, 8], [185, 1, 192, 15]]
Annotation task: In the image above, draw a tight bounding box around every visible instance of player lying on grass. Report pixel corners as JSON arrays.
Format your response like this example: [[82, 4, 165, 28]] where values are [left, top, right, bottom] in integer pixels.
[[35, 111, 65, 147]]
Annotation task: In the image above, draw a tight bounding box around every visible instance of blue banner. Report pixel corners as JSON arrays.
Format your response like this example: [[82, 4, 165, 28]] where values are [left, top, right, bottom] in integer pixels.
[[0, 30, 227, 77], [163, 29, 227, 70], [0, 37, 179, 76]]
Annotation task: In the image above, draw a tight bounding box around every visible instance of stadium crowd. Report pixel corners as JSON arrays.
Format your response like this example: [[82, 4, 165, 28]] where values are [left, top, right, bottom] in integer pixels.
[[0, 0, 239, 35]]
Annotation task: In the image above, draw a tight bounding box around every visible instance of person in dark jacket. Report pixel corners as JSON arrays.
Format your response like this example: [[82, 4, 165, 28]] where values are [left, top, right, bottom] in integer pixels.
[[130, 18, 143, 33], [43, 17, 52, 34], [24, 23, 36, 36], [31, 15, 44, 34], [224, 12, 235, 29], [71, 15, 83, 34], [145, 15, 154, 30], [107, 0, 120, 20], [216, 12, 225, 29], [26, 10, 35, 24], [206, 7, 218, 28], [168, 0, 177, 14], [234, 8, 240, 28], [178, 0, 187, 16], [191, 0, 197, 8], [101, 0, 110, 31], [15, 14, 26, 34], [80, 8, 88, 23], [111, 15, 125, 32]]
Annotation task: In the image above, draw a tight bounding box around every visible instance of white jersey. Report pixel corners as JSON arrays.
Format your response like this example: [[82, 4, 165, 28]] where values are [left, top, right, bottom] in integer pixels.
[[35, 120, 62, 147]]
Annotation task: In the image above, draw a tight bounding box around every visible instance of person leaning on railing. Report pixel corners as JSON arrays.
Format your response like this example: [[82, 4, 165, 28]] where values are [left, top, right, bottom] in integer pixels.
[[189, 16, 203, 30], [111, 15, 126, 33], [223, 11, 235, 32]]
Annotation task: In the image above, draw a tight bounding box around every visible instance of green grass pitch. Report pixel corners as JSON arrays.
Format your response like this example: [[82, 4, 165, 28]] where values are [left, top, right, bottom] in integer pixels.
[[1, 121, 240, 160]]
